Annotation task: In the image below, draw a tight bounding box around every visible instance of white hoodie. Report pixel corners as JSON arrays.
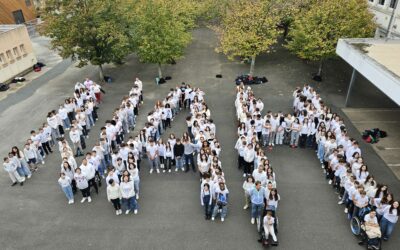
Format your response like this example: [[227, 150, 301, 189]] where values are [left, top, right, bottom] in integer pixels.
[[120, 181, 135, 199]]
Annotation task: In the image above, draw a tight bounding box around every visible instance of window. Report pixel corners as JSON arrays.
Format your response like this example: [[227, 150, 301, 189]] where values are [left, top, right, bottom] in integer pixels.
[[378, 0, 385, 5], [20, 44, 27, 56], [0, 53, 6, 66], [12, 10, 25, 24], [25, 0, 31, 7], [6, 50, 14, 63], [13, 47, 21, 59], [390, 0, 397, 8]]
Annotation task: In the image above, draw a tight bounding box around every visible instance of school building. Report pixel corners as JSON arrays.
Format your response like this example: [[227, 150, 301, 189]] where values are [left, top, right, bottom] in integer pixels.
[[0, 25, 37, 83]]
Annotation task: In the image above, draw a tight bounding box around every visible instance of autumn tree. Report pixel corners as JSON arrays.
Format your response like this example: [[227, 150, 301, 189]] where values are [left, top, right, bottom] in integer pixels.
[[39, 0, 132, 80], [285, 0, 376, 80], [215, 0, 283, 76], [130, 0, 200, 79]]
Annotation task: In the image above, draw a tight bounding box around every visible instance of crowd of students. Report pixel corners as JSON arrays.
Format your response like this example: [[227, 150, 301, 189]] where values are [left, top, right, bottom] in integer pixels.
[[234, 84, 280, 245], [58, 78, 143, 214], [292, 84, 398, 243], [3, 78, 104, 187]]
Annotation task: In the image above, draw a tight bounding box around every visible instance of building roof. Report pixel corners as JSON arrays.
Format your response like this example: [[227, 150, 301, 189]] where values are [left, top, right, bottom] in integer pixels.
[[336, 38, 400, 106], [0, 24, 24, 34]]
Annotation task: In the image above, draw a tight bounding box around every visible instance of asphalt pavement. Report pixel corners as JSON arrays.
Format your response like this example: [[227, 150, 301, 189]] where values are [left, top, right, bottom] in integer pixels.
[[0, 28, 398, 250]]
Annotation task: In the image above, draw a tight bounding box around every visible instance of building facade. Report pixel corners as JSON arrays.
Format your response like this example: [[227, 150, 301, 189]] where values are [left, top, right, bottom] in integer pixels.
[[368, 0, 400, 38], [0, 25, 37, 83], [0, 0, 37, 24]]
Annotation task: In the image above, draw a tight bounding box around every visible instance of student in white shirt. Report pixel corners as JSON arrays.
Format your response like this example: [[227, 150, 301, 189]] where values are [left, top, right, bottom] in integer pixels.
[[69, 127, 83, 157], [120, 175, 138, 215], [107, 179, 122, 215], [261, 211, 278, 243], [380, 201, 399, 241], [74, 168, 91, 203], [58, 172, 74, 204], [3, 157, 25, 186], [243, 176, 255, 210]]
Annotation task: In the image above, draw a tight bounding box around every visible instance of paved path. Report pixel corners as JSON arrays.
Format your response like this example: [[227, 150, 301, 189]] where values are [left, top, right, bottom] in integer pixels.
[[0, 28, 399, 250]]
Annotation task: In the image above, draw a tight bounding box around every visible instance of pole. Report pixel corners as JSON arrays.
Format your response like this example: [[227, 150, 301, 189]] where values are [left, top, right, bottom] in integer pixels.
[[345, 68, 357, 107], [386, 0, 399, 38]]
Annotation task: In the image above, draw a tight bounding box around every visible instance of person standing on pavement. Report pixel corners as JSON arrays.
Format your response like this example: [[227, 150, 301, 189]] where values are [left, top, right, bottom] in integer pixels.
[[58, 172, 74, 204], [243, 143, 255, 177], [183, 138, 196, 172], [380, 201, 399, 241], [174, 138, 184, 172], [250, 181, 265, 224], [243, 175, 255, 210], [107, 179, 122, 215], [201, 183, 212, 220], [3, 157, 25, 186], [80, 158, 98, 194], [69, 126, 83, 157], [120, 175, 138, 215], [211, 182, 229, 222], [146, 138, 160, 174], [74, 167, 91, 203]]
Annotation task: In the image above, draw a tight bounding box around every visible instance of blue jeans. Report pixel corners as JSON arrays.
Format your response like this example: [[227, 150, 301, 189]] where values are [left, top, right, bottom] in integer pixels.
[[175, 157, 184, 170], [133, 179, 140, 195], [317, 142, 325, 162], [380, 217, 395, 239], [148, 158, 159, 170], [290, 131, 299, 146], [63, 118, 71, 129], [184, 154, 195, 169], [62, 185, 74, 201], [212, 204, 228, 219], [251, 203, 264, 219], [17, 162, 31, 177], [262, 134, 270, 146], [122, 197, 137, 211]]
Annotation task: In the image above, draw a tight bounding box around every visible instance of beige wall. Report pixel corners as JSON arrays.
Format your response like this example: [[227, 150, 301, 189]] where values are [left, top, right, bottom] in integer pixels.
[[0, 25, 37, 83]]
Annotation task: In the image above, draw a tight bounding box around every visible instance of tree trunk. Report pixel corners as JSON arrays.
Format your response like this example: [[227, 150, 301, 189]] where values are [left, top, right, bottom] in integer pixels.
[[99, 65, 104, 82], [249, 55, 256, 76], [317, 60, 323, 76], [157, 63, 163, 79]]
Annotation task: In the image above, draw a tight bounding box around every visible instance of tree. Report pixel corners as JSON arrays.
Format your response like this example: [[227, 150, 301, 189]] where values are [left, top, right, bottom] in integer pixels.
[[40, 0, 132, 80], [214, 0, 283, 76], [285, 0, 376, 80], [130, 0, 194, 79]]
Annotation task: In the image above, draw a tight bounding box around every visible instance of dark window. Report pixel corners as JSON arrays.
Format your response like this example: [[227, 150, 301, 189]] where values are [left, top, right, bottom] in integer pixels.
[[379, 0, 385, 5], [390, 0, 397, 8], [25, 0, 31, 7], [12, 10, 25, 24]]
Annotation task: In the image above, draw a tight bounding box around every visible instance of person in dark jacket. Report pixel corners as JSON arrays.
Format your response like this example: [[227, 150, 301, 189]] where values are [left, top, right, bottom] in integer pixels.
[[173, 138, 185, 172]]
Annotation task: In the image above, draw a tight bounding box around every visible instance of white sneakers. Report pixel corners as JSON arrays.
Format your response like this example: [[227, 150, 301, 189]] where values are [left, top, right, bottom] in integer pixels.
[[87, 197, 92, 203], [243, 205, 248, 210], [81, 197, 87, 203], [338, 201, 343, 205], [211, 217, 215, 221], [175, 168, 178, 172], [328, 180, 332, 185], [321, 164, 325, 169], [68, 200, 74, 204], [136, 194, 139, 200], [125, 209, 130, 215], [116, 210, 119, 215], [168, 169, 171, 173], [149, 169, 153, 174], [344, 208, 348, 214], [27, 175, 32, 179], [156, 169, 160, 174], [251, 218, 255, 224], [242, 173, 246, 177], [221, 218, 224, 222], [134, 209, 138, 214], [163, 170, 166, 173]]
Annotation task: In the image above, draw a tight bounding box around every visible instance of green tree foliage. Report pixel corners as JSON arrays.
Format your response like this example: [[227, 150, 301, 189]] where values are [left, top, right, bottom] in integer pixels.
[[131, 0, 197, 78], [286, 0, 376, 78], [214, 0, 283, 76], [40, 0, 132, 80]]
